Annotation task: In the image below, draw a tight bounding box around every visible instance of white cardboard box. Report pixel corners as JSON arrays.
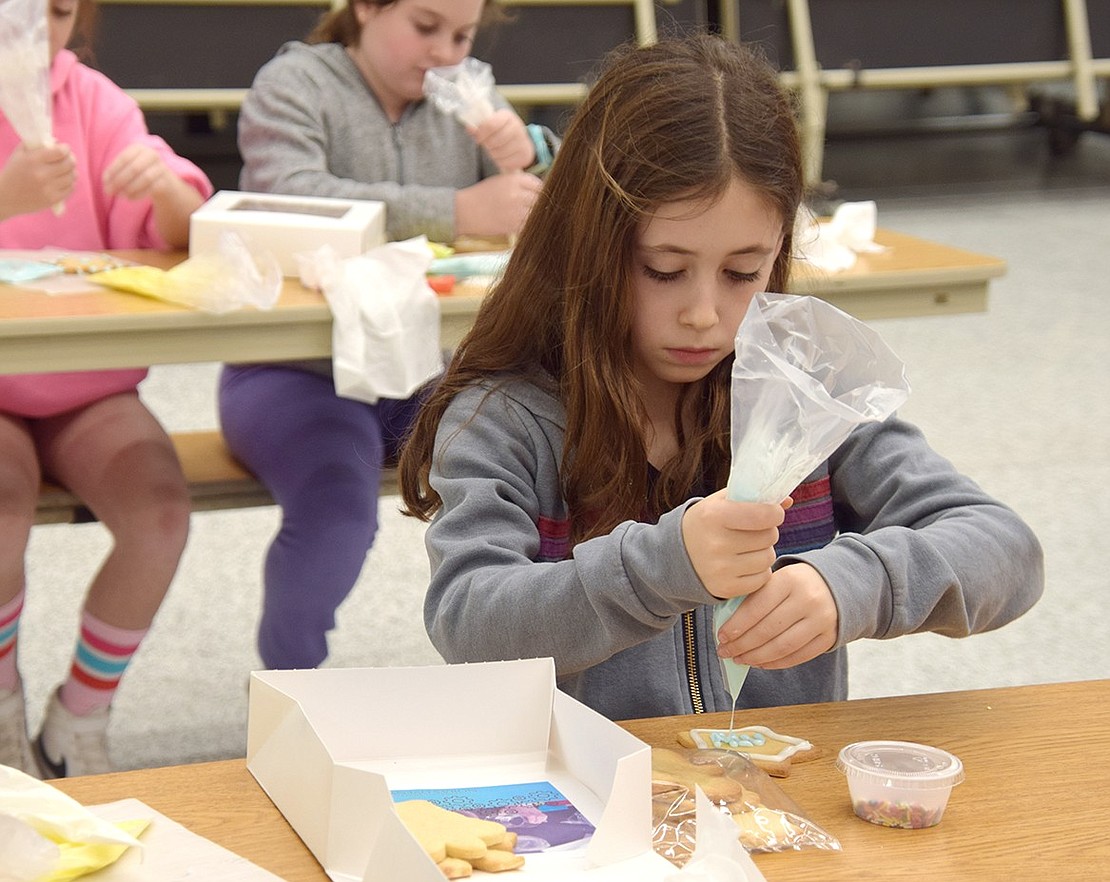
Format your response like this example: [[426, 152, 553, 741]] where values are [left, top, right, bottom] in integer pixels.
[[246, 658, 676, 881], [189, 191, 386, 276]]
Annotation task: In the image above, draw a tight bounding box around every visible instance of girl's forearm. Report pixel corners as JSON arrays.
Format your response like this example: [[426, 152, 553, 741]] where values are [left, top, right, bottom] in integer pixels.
[[151, 176, 206, 250]]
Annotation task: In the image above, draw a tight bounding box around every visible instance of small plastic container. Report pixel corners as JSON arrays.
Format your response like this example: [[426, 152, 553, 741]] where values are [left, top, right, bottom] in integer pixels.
[[836, 740, 965, 829]]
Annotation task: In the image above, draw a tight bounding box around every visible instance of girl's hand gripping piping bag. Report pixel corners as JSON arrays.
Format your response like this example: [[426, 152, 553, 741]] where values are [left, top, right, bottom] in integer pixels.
[[423, 58, 524, 246], [0, 0, 64, 214], [422, 57, 497, 127], [716, 293, 911, 705]]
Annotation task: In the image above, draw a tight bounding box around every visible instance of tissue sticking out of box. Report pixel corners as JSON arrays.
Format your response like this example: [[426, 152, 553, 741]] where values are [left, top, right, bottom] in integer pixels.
[[189, 191, 386, 276]]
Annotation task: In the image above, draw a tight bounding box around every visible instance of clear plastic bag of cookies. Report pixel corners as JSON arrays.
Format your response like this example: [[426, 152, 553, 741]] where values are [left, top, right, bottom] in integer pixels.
[[651, 747, 840, 866]]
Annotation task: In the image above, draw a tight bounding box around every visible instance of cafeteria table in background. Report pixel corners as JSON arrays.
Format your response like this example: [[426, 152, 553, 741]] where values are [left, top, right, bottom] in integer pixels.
[[0, 229, 1005, 375]]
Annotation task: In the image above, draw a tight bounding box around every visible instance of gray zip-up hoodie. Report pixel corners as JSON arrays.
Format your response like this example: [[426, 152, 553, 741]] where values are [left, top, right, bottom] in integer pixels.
[[237, 41, 538, 377], [424, 374, 1044, 720], [238, 41, 509, 243]]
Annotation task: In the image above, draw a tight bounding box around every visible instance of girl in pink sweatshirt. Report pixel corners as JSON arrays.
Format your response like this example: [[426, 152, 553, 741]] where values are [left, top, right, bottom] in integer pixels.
[[0, 0, 213, 777]]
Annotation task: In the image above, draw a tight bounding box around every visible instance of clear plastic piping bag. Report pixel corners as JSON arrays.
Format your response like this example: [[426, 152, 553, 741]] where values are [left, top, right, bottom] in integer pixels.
[[716, 293, 910, 707], [0, 0, 62, 213], [423, 57, 497, 127]]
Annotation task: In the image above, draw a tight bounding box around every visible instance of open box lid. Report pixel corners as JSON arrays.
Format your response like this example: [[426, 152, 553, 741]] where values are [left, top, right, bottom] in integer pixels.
[[246, 658, 674, 880]]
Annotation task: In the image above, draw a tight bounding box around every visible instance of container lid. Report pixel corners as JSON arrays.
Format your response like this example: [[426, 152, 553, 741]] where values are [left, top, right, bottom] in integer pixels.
[[836, 740, 965, 789]]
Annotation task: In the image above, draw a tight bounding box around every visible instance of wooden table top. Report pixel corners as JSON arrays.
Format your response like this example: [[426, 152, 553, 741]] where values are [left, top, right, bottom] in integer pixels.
[[622, 678, 1110, 879], [0, 229, 1005, 374], [52, 679, 1109, 881]]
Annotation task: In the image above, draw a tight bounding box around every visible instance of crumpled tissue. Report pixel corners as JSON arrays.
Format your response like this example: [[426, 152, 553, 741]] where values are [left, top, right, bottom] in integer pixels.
[[423, 57, 497, 127], [663, 787, 767, 882], [0, 764, 147, 882], [298, 236, 443, 404], [795, 200, 887, 272], [88, 231, 281, 314]]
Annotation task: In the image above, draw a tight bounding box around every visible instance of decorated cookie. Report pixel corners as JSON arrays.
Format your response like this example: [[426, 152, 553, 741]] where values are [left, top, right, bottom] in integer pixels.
[[675, 726, 818, 777]]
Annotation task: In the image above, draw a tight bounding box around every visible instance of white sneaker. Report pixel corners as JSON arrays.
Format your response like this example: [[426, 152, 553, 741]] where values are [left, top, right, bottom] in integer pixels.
[[0, 683, 38, 776], [33, 688, 112, 778]]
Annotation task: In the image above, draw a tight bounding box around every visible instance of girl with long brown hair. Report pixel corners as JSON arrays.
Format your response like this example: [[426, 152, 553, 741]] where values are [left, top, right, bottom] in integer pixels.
[[400, 34, 1043, 720]]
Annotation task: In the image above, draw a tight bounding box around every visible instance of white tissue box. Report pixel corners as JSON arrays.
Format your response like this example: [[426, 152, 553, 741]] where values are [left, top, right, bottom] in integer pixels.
[[189, 190, 386, 276]]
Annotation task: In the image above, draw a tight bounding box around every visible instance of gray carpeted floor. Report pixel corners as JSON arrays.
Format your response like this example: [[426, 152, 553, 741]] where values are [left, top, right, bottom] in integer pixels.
[[18, 120, 1110, 772]]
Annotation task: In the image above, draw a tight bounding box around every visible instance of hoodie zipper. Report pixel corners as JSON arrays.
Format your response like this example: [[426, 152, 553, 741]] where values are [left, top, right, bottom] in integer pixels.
[[682, 610, 705, 714], [391, 125, 405, 183]]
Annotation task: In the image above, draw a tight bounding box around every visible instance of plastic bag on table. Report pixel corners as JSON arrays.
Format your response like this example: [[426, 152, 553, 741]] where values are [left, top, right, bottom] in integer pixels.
[[0, 258, 61, 284], [662, 786, 768, 882], [429, 250, 509, 279], [716, 293, 911, 699], [652, 748, 840, 868], [88, 231, 281, 314], [0, 763, 147, 882], [423, 57, 497, 127], [301, 236, 443, 405]]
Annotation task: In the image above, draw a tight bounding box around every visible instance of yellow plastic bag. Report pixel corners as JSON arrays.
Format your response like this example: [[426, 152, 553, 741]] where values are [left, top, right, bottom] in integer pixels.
[[0, 765, 147, 882], [90, 231, 280, 314], [43, 818, 150, 882]]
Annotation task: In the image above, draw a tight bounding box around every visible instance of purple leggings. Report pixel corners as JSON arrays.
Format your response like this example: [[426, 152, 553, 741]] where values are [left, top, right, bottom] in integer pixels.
[[218, 364, 424, 669]]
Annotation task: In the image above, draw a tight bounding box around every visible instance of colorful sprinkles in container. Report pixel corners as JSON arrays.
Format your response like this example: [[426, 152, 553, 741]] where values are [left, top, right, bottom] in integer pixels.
[[851, 797, 947, 829], [836, 740, 964, 829]]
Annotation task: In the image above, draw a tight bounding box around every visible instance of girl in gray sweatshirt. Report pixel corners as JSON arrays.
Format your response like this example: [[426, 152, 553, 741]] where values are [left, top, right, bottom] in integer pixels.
[[399, 35, 1044, 721], [220, 0, 554, 670]]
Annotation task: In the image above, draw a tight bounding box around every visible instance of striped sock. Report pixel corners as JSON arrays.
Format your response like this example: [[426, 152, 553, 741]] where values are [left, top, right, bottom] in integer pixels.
[[0, 591, 24, 694], [59, 612, 148, 716]]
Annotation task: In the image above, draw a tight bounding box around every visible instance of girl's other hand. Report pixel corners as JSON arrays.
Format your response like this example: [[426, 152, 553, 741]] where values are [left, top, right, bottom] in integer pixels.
[[681, 489, 785, 601], [455, 171, 542, 237], [0, 142, 75, 219], [468, 108, 535, 173], [102, 143, 177, 202], [716, 562, 838, 670]]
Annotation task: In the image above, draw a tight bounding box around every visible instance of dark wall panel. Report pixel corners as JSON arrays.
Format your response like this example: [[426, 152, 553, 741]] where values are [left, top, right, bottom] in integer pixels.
[[90, 1, 706, 91], [731, 0, 1077, 72], [91, 5, 325, 89]]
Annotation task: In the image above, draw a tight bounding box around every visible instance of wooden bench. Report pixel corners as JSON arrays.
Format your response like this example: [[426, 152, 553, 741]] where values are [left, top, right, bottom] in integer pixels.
[[35, 430, 399, 525]]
